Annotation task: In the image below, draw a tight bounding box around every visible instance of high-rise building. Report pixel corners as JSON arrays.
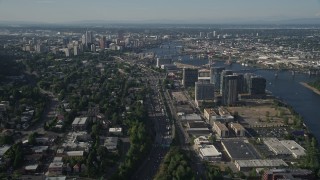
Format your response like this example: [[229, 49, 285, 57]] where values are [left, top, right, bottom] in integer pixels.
[[195, 82, 215, 106], [233, 73, 245, 94], [220, 70, 233, 94], [64, 48, 70, 57], [213, 31, 216, 37], [182, 68, 198, 87], [100, 36, 106, 50], [198, 69, 211, 83], [243, 73, 254, 93], [85, 31, 93, 46], [249, 76, 266, 95], [200, 32, 205, 39], [91, 44, 96, 52], [81, 34, 86, 45], [221, 75, 238, 106], [74, 45, 79, 56], [210, 67, 225, 91]]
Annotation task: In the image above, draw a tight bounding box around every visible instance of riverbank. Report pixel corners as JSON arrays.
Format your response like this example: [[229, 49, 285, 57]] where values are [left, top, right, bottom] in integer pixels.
[[300, 82, 320, 96]]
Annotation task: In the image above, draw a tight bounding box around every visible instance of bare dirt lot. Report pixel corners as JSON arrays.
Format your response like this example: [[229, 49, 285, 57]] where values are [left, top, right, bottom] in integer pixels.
[[227, 99, 294, 128]]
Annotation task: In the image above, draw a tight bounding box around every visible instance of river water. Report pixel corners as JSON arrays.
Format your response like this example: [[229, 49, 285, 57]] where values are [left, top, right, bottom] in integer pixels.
[[147, 42, 320, 141]]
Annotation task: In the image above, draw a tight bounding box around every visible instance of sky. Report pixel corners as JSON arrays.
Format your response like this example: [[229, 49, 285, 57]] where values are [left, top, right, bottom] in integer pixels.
[[0, 0, 320, 23]]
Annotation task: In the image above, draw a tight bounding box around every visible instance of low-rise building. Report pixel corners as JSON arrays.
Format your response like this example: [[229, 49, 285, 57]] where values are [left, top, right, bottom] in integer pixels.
[[203, 108, 216, 124], [65, 151, 84, 158], [199, 145, 222, 162], [103, 137, 118, 151], [229, 123, 245, 137], [280, 140, 306, 158], [213, 121, 229, 138], [25, 164, 39, 173], [235, 159, 288, 171], [222, 138, 261, 160], [48, 162, 64, 175], [109, 128, 123, 136], [263, 138, 291, 156], [72, 117, 88, 131], [263, 169, 314, 180], [180, 114, 202, 122], [187, 121, 211, 136], [194, 136, 211, 150]]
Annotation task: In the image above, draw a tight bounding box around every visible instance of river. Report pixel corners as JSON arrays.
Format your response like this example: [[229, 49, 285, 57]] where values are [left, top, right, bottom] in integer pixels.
[[147, 42, 320, 141]]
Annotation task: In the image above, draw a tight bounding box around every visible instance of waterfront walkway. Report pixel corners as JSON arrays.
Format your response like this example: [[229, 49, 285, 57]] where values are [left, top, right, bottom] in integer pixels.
[[300, 82, 320, 96]]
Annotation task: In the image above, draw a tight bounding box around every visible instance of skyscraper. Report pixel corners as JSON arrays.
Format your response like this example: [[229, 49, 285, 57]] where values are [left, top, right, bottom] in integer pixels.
[[210, 67, 225, 91], [74, 45, 79, 56], [249, 76, 266, 95], [100, 36, 106, 50], [233, 73, 245, 94], [85, 31, 93, 47], [182, 68, 198, 87], [91, 44, 96, 52], [221, 75, 238, 106], [195, 81, 215, 106], [220, 70, 233, 94]]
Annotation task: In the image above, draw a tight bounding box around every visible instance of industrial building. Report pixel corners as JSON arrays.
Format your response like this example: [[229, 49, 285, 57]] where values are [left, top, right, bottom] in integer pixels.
[[263, 138, 291, 156], [280, 140, 306, 158], [222, 138, 260, 160], [235, 159, 288, 171], [199, 145, 222, 162]]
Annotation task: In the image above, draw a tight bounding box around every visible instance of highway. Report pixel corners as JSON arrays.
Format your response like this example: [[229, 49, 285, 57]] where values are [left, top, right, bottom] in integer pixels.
[[114, 56, 173, 180]]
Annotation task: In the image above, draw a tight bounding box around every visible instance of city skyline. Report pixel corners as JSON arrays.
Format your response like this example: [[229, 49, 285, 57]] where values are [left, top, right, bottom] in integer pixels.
[[0, 0, 320, 24]]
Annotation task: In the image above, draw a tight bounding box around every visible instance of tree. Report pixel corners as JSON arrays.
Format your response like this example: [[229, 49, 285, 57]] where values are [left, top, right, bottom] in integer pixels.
[[28, 132, 38, 145]]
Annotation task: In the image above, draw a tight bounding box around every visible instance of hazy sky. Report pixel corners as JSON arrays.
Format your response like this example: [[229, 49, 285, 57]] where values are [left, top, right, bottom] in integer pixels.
[[0, 0, 320, 23]]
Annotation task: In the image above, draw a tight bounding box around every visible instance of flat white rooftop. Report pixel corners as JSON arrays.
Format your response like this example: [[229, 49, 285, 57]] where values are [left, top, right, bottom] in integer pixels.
[[200, 145, 221, 157], [263, 138, 291, 155], [72, 117, 88, 125], [280, 140, 306, 158]]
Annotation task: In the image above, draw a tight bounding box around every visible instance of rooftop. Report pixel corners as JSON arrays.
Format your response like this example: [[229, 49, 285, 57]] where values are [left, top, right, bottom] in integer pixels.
[[25, 164, 39, 171], [103, 137, 118, 150], [214, 122, 228, 131], [222, 138, 260, 160], [66, 151, 84, 157], [235, 159, 288, 168], [180, 114, 202, 121], [204, 108, 218, 116], [230, 123, 245, 131], [72, 117, 88, 125], [49, 162, 63, 169], [188, 121, 208, 129], [280, 140, 306, 158], [263, 138, 291, 155], [200, 145, 222, 157], [109, 127, 122, 132], [0, 145, 11, 156]]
